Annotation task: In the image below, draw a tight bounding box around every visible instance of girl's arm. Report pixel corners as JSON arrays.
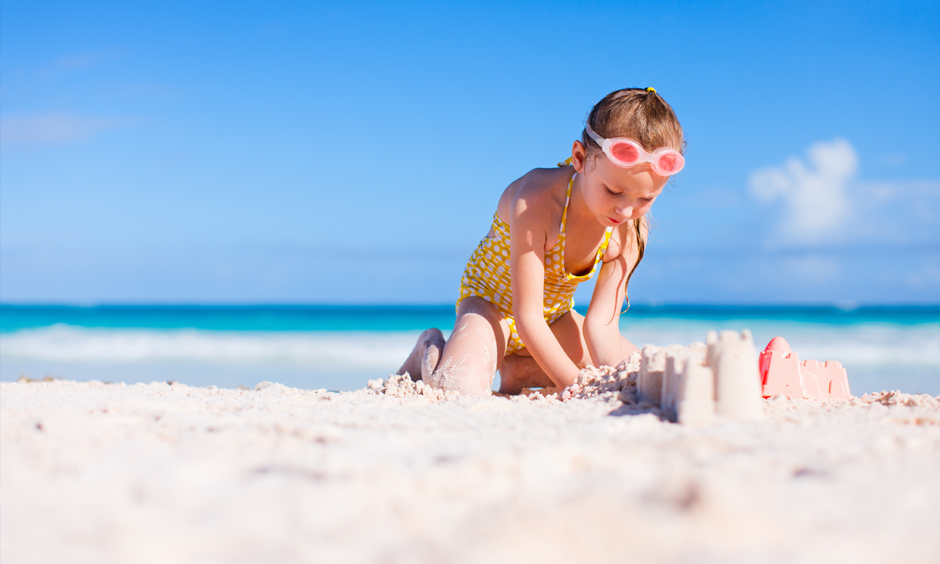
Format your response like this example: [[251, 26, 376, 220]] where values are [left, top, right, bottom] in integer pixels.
[[509, 194, 582, 388], [583, 221, 646, 366], [583, 254, 629, 366]]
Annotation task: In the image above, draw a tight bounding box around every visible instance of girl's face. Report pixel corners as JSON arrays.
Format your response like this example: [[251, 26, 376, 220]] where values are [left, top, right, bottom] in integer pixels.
[[571, 140, 670, 227]]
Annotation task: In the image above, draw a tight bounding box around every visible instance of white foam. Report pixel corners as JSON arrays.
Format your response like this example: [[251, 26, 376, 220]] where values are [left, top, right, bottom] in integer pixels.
[[0, 325, 424, 370], [624, 320, 940, 368], [1, 321, 937, 385]]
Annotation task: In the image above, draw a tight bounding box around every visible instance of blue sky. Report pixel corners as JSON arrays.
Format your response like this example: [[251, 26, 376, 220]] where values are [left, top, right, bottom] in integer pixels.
[[2, 0, 938, 304]]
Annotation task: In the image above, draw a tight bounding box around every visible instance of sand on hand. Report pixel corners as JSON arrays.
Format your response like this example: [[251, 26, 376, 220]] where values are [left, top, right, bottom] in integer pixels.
[[2, 347, 940, 564]]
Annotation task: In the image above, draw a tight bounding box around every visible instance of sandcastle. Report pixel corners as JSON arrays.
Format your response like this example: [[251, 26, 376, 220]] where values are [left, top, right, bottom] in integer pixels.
[[639, 330, 764, 424], [758, 336, 851, 400]]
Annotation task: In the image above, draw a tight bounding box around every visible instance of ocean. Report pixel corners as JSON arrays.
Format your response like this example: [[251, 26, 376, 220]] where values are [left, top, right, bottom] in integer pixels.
[[1, 304, 938, 395]]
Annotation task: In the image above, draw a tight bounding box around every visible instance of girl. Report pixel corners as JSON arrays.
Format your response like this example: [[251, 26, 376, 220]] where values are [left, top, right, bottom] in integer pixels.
[[397, 87, 685, 396]]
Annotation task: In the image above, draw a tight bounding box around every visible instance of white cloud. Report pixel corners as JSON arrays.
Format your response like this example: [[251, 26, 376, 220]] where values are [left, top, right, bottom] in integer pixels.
[[749, 138, 858, 245], [0, 113, 128, 146]]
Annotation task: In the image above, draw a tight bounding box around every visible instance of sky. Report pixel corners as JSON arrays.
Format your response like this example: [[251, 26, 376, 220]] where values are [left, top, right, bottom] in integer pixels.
[[1, 0, 938, 305]]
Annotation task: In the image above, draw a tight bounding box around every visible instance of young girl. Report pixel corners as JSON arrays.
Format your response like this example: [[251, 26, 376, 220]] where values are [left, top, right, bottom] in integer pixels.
[[397, 87, 685, 396]]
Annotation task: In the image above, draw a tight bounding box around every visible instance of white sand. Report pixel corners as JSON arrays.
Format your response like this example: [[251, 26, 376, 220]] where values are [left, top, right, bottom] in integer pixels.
[[2, 364, 940, 563]]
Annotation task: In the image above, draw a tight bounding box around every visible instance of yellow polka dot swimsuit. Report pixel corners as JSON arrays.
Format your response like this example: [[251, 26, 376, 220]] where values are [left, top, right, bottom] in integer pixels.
[[457, 171, 614, 355]]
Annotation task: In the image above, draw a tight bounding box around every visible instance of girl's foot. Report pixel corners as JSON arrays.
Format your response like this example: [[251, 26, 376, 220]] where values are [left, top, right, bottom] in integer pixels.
[[421, 330, 446, 382], [396, 328, 445, 381]]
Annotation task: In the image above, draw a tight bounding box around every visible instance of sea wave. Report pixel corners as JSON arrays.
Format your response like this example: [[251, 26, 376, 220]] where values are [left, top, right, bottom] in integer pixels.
[[0, 325, 421, 370], [626, 319, 940, 368], [1, 322, 938, 370]]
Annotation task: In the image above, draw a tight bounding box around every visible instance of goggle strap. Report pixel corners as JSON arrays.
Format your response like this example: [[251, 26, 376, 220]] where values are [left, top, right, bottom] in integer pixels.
[[584, 123, 605, 147]]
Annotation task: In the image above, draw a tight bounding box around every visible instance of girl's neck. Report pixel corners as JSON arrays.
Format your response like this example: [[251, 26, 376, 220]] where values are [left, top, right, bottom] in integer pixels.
[[568, 172, 601, 233]]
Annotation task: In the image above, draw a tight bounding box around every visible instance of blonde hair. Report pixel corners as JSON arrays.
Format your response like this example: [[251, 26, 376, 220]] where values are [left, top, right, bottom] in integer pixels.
[[582, 88, 684, 310]]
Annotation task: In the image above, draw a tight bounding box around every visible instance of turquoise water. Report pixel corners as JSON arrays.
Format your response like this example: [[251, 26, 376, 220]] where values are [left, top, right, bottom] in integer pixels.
[[1, 304, 938, 394], [3, 304, 938, 333], [0, 305, 458, 333]]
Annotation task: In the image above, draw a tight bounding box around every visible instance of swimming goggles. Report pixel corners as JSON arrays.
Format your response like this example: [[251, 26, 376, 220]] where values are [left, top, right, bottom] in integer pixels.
[[584, 123, 685, 176]]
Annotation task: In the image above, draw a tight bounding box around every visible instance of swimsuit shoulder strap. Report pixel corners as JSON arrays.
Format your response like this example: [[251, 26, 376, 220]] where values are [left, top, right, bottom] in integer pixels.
[[555, 159, 612, 262], [598, 226, 614, 258], [559, 174, 574, 234]]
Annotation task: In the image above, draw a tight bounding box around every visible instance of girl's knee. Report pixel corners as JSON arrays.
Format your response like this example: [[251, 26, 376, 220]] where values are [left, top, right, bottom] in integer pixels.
[[430, 358, 494, 397]]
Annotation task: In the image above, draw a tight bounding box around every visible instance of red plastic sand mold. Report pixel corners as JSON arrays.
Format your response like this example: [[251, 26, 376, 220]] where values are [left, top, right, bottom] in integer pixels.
[[759, 337, 851, 400]]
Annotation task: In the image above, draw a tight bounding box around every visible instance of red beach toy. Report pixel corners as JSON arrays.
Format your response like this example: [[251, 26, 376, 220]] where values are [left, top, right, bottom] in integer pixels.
[[758, 337, 851, 400]]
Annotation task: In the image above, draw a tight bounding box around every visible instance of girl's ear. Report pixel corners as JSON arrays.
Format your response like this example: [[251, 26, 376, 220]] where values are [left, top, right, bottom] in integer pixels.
[[571, 140, 587, 173]]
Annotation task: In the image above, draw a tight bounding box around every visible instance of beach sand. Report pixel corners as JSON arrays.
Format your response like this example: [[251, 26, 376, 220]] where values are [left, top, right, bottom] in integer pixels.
[[2, 362, 940, 563]]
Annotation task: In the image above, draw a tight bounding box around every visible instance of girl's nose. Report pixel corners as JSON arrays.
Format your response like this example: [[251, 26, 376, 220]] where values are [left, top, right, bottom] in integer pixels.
[[616, 205, 634, 218]]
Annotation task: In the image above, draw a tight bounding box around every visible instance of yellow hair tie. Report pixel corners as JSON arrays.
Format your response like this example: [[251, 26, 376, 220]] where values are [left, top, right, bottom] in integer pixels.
[[646, 87, 656, 93]]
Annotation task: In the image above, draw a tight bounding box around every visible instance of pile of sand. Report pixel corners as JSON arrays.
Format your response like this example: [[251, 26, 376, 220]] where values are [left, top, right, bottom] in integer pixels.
[[368, 353, 643, 405]]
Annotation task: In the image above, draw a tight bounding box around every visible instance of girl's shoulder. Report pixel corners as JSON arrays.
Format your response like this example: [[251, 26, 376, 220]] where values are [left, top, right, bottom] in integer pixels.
[[495, 166, 572, 226]]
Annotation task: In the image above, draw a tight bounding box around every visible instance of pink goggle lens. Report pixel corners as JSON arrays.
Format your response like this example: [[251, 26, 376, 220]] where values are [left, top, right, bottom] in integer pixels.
[[655, 152, 682, 174], [609, 142, 640, 164]]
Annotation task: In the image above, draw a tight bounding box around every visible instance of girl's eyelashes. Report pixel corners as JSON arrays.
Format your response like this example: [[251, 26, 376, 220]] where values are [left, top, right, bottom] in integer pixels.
[[605, 187, 653, 205], [602, 183, 655, 203]]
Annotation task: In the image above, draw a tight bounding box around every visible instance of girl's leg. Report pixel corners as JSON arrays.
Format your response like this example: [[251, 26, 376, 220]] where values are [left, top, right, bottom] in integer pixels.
[[498, 310, 639, 395], [397, 297, 510, 396]]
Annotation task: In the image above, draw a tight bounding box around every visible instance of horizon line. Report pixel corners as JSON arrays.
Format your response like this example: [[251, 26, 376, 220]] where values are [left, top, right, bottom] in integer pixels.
[[2, 301, 939, 310]]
